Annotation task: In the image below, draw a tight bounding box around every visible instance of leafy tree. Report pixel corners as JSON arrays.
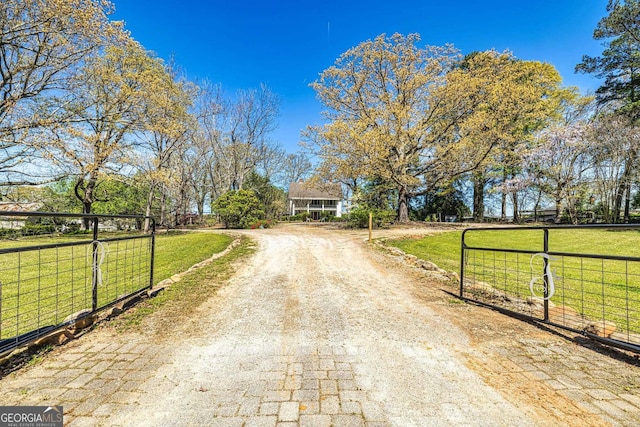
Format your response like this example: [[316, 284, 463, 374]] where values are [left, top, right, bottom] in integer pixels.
[[308, 35, 565, 223], [348, 205, 396, 228], [0, 0, 124, 185], [91, 178, 149, 216], [39, 178, 82, 213], [455, 50, 567, 222], [576, 0, 640, 118], [307, 33, 475, 223], [36, 177, 150, 216], [243, 171, 286, 219], [351, 178, 397, 211], [212, 189, 264, 229], [41, 40, 169, 227], [415, 184, 470, 221], [138, 60, 196, 231]]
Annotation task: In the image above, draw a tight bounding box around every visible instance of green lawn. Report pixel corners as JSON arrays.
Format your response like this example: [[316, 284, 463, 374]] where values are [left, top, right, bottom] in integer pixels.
[[153, 232, 233, 283], [0, 231, 233, 341], [389, 228, 640, 272], [388, 228, 640, 339]]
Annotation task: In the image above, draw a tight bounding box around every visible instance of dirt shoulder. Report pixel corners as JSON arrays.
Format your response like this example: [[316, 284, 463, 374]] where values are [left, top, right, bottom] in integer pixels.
[[367, 224, 640, 426]]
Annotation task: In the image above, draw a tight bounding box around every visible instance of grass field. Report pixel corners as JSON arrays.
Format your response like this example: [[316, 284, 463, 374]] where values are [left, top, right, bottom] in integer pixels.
[[388, 227, 640, 343], [0, 231, 233, 342]]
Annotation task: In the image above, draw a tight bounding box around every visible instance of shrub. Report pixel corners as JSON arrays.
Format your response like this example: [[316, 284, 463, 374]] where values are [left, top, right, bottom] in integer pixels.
[[348, 206, 396, 228], [213, 190, 265, 229], [288, 213, 310, 222], [21, 224, 57, 236]]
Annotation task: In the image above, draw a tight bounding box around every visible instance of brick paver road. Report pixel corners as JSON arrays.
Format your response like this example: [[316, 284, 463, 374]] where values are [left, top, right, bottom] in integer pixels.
[[1, 225, 640, 426]]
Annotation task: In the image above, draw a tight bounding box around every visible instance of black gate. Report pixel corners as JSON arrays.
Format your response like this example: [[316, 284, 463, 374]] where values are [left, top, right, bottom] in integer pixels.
[[460, 225, 640, 353], [0, 212, 155, 355]]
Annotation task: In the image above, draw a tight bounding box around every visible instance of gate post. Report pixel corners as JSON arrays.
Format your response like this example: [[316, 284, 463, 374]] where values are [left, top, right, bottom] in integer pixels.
[[91, 217, 99, 312], [149, 217, 156, 289], [460, 229, 467, 297], [543, 228, 549, 321]]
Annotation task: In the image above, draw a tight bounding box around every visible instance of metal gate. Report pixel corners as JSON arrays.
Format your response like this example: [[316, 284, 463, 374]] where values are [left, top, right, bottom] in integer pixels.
[[460, 225, 640, 353], [0, 212, 155, 355]]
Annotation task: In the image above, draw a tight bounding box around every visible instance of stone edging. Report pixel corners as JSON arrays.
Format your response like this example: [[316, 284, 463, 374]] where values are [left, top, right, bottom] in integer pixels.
[[148, 237, 242, 297], [372, 237, 622, 340], [372, 237, 460, 283]]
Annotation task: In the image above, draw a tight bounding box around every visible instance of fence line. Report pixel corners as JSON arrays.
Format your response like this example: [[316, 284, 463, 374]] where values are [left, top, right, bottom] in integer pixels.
[[460, 224, 640, 354], [0, 212, 155, 355]]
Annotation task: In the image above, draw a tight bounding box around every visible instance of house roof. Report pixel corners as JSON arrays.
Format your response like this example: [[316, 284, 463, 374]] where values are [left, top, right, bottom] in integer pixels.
[[288, 182, 342, 200]]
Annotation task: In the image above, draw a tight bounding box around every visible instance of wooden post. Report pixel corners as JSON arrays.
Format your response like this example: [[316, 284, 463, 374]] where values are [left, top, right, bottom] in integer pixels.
[[368, 212, 372, 243]]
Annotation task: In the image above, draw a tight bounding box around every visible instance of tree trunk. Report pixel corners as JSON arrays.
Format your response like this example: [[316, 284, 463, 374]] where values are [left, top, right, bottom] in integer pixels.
[[511, 191, 519, 224], [624, 179, 631, 223], [397, 186, 409, 223], [472, 171, 485, 222], [500, 168, 507, 221], [160, 185, 167, 227], [196, 196, 205, 222], [613, 182, 624, 224], [614, 156, 635, 224], [75, 175, 97, 230], [144, 182, 156, 232], [555, 194, 562, 224], [533, 189, 542, 222]]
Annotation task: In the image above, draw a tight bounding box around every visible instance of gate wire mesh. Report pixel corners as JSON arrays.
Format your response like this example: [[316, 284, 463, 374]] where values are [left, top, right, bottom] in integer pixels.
[[0, 212, 154, 355], [460, 225, 640, 354]]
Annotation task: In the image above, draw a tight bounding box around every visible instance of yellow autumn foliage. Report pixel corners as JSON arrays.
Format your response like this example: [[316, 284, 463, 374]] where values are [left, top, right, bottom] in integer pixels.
[[308, 34, 568, 222]]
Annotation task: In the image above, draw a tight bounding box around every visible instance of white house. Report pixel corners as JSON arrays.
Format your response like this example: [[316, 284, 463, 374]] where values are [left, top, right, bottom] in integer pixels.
[[288, 182, 342, 220]]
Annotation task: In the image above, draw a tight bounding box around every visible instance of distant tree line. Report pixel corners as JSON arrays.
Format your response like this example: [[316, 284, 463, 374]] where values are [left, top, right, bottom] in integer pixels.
[[3, 1, 639, 227], [0, 0, 310, 228], [305, 1, 640, 224]]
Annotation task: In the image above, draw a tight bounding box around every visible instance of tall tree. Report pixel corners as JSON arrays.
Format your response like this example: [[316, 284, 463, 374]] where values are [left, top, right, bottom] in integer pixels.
[[221, 84, 280, 191], [308, 33, 489, 222], [138, 61, 196, 231], [589, 112, 640, 222], [456, 51, 566, 223], [577, 1, 640, 222], [524, 123, 591, 223], [281, 152, 313, 186], [244, 170, 286, 219], [0, 0, 124, 185], [42, 40, 168, 226], [576, 0, 640, 118]]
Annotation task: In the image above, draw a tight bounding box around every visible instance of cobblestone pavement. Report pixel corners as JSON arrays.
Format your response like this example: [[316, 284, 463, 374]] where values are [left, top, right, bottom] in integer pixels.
[[1, 225, 639, 426]]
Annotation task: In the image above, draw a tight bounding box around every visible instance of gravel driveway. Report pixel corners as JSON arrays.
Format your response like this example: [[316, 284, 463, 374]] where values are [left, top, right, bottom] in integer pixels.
[[2, 224, 638, 426]]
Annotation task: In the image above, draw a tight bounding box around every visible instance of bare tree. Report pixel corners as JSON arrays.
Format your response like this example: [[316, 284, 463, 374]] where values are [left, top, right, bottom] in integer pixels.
[[221, 84, 280, 190], [281, 152, 313, 186]]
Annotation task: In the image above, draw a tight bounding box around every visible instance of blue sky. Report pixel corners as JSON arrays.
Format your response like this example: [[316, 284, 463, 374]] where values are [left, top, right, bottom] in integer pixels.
[[113, 1, 609, 153]]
